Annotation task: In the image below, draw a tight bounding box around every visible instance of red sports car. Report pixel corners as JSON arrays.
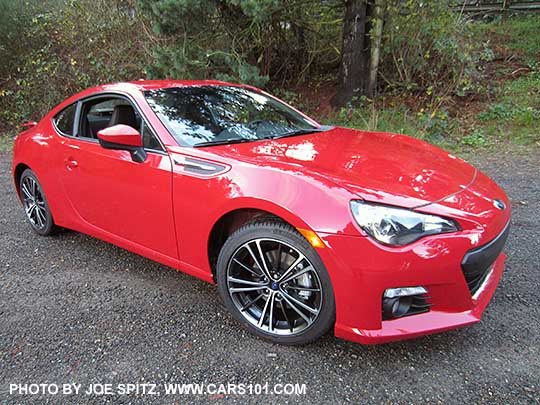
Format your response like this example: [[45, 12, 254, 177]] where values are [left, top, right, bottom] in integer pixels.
[[12, 80, 511, 345]]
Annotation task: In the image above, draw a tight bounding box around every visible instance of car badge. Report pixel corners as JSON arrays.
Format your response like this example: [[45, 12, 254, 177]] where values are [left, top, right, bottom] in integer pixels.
[[493, 199, 506, 210]]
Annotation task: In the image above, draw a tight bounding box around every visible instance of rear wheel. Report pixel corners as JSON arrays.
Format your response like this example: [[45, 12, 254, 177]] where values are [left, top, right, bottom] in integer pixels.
[[216, 220, 335, 345], [19, 169, 56, 236]]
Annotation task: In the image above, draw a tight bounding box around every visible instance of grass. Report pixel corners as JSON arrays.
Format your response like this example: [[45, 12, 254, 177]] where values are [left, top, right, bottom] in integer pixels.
[[479, 73, 540, 144], [474, 14, 540, 63], [322, 103, 461, 151]]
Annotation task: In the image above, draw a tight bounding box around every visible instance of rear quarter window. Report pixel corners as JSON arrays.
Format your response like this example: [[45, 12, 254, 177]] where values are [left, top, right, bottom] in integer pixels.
[[53, 103, 77, 135]]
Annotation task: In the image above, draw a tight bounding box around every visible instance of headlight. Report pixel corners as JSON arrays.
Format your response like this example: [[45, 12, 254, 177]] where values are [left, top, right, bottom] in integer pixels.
[[350, 200, 459, 246]]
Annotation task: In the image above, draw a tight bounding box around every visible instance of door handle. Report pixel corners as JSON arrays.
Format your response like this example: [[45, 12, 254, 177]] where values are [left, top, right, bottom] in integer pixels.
[[65, 158, 78, 170]]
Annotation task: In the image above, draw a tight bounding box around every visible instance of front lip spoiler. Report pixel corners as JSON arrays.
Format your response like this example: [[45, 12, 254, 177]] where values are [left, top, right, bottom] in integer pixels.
[[412, 168, 478, 210]]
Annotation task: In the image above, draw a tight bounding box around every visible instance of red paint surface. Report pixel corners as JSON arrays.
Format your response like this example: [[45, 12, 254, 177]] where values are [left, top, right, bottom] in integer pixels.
[[97, 124, 143, 147]]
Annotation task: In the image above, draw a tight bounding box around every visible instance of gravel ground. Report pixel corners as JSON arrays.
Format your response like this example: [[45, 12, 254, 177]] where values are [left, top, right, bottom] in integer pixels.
[[0, 150, 539, 404]]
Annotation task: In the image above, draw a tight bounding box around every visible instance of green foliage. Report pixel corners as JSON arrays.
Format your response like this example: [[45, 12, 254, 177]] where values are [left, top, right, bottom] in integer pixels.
[[139, 0, 341, 86], [416, 109, 456, 143], [147, 46, 269, 88], [326, 97, 426, 142], [0, 0, 147, 131], [381, 1, 482, 103], [473, 14, 540, 64], [476, 101, 540, 126], [461, 131, 486, 147], [1, 0, 539, 154], [478, 103, 516, 121], [475, 72, 540, 146]]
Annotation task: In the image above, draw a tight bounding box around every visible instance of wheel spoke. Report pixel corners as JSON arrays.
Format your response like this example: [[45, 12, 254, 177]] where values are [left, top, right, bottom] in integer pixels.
[[280, 265, 314, 284], [240, 293, 264, 311], [255, 240, 272, 278], [26, 204, 36, 217], [281, 290, 319, 315], [30, 178, 37, 196], [21, 183, 32, 199], [36, 204, 47, 216], [23, 178, 30, 195], [227, 276, 266, 286], [257, 293, 272, 327], [244, 242, 271, 279], [281, 294, 312, 325], [35, 207, 45, 227], [268, 293, 276, 331], [277, 255, 305, 282], [233, 258, 263, 277], [276, 243, 282, 272], [230, 286, 266, 294], [286, 285, 321, 292]]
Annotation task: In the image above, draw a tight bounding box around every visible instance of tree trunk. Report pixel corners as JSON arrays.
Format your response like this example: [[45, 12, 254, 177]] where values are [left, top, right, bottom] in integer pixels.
[[331, 0, 370, 108], [367, 0, 385, 97]]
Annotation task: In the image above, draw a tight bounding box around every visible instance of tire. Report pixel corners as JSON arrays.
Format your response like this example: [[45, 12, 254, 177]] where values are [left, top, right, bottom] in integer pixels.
[[19, 169, 57, 236], [216, 219, 335, 345]]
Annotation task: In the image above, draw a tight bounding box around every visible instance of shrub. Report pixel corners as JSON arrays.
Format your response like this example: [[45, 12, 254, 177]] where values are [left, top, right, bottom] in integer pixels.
[[0, 0, 147, 131], [139, 0, 342, 87], [380, 1, 481, 103]]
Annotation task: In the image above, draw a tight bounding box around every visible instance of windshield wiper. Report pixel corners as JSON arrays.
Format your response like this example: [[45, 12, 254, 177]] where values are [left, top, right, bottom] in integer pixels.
[[193, 138, 255, 148], [268, 126, 333, 140]]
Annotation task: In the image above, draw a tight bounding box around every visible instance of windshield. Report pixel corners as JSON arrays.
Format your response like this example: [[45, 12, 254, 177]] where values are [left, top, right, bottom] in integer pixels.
[[144, 86, 320, 147]]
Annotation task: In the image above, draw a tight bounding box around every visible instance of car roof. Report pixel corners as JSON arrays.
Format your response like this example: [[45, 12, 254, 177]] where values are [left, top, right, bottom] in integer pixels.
[[127, 79, 239, 90], [86, 79, 246, 95], [47, 79, 261, 122], [55, 80, 253, 111]]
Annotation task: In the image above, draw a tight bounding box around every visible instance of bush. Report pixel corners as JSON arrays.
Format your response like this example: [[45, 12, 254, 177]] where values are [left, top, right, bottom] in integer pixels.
[[139, 0, 342, 87], [380, 1, 481, 103], [0, 0, 147, 131]]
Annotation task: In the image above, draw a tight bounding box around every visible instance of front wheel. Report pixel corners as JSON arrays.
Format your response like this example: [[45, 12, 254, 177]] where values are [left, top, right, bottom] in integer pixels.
[[19, 169, 57, 236], [216, 220, 335, 345]]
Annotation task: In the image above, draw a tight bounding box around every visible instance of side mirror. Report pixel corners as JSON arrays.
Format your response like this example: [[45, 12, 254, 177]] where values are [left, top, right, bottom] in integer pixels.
[[97, 124, 147, 163]]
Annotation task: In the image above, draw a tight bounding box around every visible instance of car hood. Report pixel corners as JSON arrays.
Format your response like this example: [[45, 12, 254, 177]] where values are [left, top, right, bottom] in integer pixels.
[[207, 127, 477, 208]]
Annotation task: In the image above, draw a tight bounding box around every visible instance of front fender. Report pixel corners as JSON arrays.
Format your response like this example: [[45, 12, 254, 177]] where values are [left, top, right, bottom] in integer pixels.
[[172, 158, 360, 277]]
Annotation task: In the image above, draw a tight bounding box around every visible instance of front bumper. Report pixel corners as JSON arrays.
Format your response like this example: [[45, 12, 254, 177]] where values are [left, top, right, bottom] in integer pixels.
[[339, 254, 505, 344], [317, 224, 509, 345]]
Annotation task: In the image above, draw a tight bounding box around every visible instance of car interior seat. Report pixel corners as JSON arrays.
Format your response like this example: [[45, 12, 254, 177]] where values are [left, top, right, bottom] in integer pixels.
[[109, 105, 140, 130]]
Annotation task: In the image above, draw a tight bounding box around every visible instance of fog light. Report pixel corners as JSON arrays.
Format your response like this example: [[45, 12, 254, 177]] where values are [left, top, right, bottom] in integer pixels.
[[383, 296, 412, 318], [382, 286, 428, 319]]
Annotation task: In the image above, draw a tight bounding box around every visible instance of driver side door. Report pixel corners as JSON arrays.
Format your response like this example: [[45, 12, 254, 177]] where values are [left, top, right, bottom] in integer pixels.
[[59, 94, 178, 260]]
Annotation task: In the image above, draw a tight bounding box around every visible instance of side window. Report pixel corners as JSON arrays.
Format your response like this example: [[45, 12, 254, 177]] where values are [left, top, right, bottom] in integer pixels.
[[78, 97, 141, 140], [75, 94, 163, 151], [142, 122, 164, 151], [53, 103, 77, 135]]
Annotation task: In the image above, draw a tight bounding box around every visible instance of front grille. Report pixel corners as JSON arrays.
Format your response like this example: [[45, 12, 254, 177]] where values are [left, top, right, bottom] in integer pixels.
[[461, 223, 510, 295], [408, 294, 431, 315]]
